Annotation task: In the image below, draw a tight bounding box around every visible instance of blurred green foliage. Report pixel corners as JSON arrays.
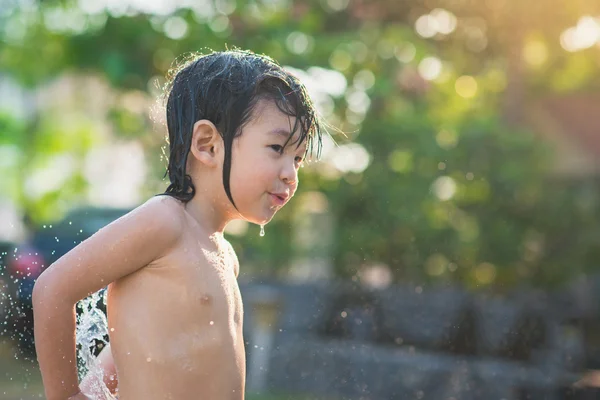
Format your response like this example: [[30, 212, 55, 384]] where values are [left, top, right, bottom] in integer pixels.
[[2, 0, 600, 289]]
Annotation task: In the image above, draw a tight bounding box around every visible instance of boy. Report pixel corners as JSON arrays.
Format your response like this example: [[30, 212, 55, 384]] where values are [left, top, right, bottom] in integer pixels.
[[33, 49, 323, 400]]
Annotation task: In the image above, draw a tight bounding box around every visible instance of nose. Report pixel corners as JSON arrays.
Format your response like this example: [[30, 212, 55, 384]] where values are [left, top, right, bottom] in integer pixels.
[[280, 158, 299, 186]]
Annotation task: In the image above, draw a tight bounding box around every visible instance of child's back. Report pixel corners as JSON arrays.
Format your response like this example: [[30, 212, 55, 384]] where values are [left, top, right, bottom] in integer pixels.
[[32, 49, 322, 400]]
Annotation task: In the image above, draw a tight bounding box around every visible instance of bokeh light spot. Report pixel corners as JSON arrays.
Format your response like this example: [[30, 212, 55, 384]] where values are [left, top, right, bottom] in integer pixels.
[[455, 76, 478, 98], [432, 176, 457, 201], [418, 57, 443, 81]]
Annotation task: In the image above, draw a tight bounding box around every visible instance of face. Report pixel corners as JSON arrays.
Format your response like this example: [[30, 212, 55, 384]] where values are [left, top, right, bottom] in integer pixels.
[[227, 99, 307, 225]]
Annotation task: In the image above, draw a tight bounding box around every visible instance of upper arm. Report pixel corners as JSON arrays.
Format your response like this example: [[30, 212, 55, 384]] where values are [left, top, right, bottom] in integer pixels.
[[34, 197, 183, 305]]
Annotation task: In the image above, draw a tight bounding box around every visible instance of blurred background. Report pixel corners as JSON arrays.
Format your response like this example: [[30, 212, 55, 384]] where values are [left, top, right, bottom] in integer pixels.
[[2, 0, 600, 399]]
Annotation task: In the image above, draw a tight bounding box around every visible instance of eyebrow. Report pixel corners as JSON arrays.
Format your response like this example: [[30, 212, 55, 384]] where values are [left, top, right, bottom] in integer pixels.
[[268, 128, 293, 138]]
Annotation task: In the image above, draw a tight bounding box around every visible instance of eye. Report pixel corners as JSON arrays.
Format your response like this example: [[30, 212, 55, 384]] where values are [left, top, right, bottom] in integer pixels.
[[269, 145, 284, 154], [295, 156, 304, 164]]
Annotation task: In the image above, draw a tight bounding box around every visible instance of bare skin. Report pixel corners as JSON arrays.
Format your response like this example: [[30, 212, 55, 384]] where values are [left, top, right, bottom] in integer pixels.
[[33, 99, 305, 400], [36, 197, 244, 400], [73, 197, 244, 400], [111, 199, 246, 400]]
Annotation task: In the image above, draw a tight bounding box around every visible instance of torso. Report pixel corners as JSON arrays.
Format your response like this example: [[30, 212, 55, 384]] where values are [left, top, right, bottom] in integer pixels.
[[106, 201, 245, 400]]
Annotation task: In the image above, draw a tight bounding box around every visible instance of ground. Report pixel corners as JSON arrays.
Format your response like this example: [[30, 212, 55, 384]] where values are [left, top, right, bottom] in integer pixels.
[[0, 339, 44, 399]]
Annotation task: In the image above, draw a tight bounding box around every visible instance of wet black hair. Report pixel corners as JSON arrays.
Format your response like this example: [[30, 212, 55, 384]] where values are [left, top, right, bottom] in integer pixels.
[[160, 49, 323, 207]]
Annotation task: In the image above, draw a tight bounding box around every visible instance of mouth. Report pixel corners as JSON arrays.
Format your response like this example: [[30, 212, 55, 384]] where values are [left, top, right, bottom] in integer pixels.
[[268, 193, 288, 207]]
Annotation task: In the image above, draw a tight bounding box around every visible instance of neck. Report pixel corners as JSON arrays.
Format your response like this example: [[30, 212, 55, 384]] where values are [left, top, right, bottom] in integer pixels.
[[182, 185, 236, 234]]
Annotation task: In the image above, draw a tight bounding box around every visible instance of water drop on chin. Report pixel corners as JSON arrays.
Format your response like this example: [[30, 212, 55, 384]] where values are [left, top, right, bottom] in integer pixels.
[[259, 225, 265, 237]]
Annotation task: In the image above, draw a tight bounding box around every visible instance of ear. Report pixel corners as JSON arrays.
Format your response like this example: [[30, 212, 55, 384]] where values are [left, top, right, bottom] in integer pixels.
[[189, 120, 222, 168]]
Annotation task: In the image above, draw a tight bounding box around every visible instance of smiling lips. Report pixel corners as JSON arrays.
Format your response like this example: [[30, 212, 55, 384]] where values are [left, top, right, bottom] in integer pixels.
[[268, 192, 288, 207]]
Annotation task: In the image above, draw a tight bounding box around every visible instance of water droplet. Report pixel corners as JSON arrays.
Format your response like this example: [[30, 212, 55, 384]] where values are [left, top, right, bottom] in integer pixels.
[[259, 225, 265, 237], [209, 321, 214, 325], [110, 328, 115, 332], [146, 357, 152, 362]]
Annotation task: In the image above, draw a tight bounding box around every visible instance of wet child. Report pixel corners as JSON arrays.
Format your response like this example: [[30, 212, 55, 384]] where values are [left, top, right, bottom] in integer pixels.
[[32, 49, 323, 400]]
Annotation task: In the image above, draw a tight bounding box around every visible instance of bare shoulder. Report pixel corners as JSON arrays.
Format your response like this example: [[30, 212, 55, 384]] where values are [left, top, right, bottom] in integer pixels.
[[223, 238, 240, 278], [33, 195, 187, 304], [112, 195, 186, 258], [130, 195, 185, 237]]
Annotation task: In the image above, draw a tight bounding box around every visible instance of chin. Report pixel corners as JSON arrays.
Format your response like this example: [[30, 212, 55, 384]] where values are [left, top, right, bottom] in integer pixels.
[[247, 210, 277, 225], [258, 214, 275, 225], [239, 203, 282, 225]]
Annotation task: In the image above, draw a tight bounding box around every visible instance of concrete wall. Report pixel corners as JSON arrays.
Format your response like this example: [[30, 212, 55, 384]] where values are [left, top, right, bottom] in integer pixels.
[[241, 281, 593, 400]]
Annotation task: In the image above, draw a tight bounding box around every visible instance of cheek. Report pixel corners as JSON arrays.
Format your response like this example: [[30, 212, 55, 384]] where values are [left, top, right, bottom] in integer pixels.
[[290, 184, 299, 199], [230, 157, 271, 193]]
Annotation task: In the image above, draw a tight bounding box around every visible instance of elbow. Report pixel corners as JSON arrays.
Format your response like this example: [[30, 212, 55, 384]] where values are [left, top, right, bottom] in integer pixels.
[[32, 266, 80, 313], [32, 268, 77, 331], [32, 271, 48, 311], [32, 267, 59, 311]]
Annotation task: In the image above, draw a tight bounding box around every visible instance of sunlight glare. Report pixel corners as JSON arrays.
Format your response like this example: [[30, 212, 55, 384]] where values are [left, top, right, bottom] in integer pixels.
[[560, 16, 600, 52], [418, 57, 443, 81]]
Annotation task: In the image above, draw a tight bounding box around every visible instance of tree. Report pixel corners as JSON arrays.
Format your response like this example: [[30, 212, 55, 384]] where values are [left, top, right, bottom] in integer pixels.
[[2, 0, 600, 289]]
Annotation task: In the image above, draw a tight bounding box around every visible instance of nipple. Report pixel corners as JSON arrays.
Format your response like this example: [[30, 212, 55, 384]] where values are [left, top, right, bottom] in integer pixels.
[[259, 224, 265, 237]]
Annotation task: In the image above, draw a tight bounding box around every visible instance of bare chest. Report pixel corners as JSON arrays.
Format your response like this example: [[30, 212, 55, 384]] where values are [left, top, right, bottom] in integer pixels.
[[167, 245, 243, 325], [109, 241, 243, 333]]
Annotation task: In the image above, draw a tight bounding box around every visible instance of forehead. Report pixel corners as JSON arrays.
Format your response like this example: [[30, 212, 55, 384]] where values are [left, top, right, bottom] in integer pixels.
[[249, 99, 294, 128], [246, 99, 306, 147]]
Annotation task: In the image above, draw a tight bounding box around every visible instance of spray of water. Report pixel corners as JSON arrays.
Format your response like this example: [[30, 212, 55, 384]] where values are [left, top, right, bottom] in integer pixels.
[[76, 289, 116, 400]]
